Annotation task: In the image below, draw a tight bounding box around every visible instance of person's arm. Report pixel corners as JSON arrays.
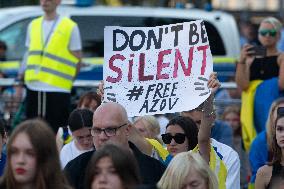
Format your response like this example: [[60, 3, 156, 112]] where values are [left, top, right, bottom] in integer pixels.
[[255, 165, 271, 189], [71, 50, 82, 79], [128, 124, 153, 156], [69, 24, 82, 80], [235, 44, 254, 91], [277, 53, 284, 90], [198, 72, 220, 163]]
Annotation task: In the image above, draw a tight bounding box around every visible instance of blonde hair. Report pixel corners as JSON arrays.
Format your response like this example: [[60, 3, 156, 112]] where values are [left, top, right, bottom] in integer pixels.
[[134, 115, 160, 138], [157, 151, 218, 189], [266, 98, 284, 152], [261, 17, 283, 32]]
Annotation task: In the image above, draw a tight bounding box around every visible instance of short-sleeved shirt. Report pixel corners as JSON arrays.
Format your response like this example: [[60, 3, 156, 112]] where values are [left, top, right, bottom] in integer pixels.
[[60, 140, 94, 169]]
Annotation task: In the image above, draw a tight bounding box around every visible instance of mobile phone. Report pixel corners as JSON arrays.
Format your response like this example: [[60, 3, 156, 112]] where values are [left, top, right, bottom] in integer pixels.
[[277, 107, 284, 117], [248, 46, 267, 56]]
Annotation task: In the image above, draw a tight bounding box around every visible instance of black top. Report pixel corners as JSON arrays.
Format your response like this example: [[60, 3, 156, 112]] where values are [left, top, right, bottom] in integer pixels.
[[64, 142, 166, 189], [249, 56, 279, 81], [266, 162, 284, 189]]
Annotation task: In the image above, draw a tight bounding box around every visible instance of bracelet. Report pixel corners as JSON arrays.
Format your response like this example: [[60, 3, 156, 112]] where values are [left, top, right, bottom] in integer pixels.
[[205, 111, 215, 117]]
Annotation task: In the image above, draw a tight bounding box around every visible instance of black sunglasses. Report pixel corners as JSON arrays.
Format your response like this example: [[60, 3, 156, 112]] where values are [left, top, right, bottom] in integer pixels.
[[161, 133, 186, 144], [258, 29, 277, 37], [277, 107, 284, 117]]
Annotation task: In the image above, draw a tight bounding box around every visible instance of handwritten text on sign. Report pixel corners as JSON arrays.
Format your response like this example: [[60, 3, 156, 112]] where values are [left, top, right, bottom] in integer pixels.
[[104, 20, 213, 117]]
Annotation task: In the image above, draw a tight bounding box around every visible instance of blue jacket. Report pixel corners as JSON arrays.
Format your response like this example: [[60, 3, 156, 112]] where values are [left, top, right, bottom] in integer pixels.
[[249, 131, 268, 183]]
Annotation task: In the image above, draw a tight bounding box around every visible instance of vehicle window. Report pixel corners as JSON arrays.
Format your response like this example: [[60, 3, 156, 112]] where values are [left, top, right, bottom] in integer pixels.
[[0, 18, 34, 60], [71, 15, 226, 57]]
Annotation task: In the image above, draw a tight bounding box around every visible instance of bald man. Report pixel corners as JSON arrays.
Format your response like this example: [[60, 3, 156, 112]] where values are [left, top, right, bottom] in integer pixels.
[[64, 102, 165, 189]]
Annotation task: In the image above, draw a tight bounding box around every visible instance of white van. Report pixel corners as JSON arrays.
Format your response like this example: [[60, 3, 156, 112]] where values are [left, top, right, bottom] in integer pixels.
[[0, 5, 240, 80]]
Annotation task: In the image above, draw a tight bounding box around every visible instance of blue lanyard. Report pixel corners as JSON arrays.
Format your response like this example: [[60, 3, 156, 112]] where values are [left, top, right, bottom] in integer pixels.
[[41, 15, 59, 53]]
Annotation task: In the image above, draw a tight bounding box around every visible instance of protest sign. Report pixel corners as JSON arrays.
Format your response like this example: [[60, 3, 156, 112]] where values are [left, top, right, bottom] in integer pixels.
[[104, 20, 213, 117]]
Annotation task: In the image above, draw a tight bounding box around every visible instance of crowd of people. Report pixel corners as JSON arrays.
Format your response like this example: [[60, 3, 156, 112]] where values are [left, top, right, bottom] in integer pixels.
[[0, 0, 284, 189]]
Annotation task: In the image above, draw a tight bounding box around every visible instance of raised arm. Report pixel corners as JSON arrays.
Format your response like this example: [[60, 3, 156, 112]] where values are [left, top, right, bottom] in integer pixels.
[[235, 44, 254, 91], [198, 72, 220, 163]]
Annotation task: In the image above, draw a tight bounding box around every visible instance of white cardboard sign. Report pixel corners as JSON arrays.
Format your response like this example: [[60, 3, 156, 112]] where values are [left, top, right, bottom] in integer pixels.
[[104, 20, 213, 117]]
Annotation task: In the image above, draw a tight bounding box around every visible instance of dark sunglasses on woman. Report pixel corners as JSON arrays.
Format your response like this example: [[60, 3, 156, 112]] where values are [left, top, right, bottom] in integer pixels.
[[258, 29, 277, 37], [161, 133, 186, 144]]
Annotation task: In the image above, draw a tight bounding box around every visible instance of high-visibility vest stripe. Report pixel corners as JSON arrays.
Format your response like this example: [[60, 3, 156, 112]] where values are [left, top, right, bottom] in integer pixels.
[[44, 52, 77, 68], [0, 61, 20, 69], [41, 67, 73, 81], [213, 57, 237, 64], [26, 65, 74, 81], [29, 51, 42, 56]]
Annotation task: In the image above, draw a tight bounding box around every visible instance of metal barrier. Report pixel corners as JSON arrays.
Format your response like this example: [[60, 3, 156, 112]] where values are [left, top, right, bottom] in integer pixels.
[[0, 78, 240, 127]]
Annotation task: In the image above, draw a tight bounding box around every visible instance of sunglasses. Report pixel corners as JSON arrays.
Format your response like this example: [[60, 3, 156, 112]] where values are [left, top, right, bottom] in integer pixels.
[[161, 133, 186, 144], [258, 29, 277, 37], [277, 107, 284, 117]]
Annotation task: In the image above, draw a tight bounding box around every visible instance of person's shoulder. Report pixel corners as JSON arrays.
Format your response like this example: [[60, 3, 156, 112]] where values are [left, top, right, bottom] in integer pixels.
[[211, 138, 239, 162], [64, 150, 94, 170], [256, 164, 272, 181], [211, 138, 234, 152], [130, 142, 166, 169], [60, 16, 77, 26], [277, 52, 284, 64], [257, 165, 272, 174], [60, 141, 73, 153]]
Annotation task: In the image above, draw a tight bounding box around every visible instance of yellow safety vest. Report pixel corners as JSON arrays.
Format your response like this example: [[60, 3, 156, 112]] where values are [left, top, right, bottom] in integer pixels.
[[193, 145, 227, 189], [25, 16, 79, 91]]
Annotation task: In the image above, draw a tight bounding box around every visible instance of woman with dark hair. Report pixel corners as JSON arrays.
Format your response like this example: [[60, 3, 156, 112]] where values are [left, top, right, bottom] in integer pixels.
[[85, 143, 141, 189], [0, 118, 72, 189], [56, 91, 101, 150], [161, 116, 198, 157], [255, 107, 284, 188], [60, 108, 94, 168]]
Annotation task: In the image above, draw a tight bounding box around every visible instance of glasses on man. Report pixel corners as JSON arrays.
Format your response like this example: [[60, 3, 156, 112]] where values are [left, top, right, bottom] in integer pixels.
[[258, 29, 277, 37], [91, 123, 128, 137], [161, 133, 186, 144]]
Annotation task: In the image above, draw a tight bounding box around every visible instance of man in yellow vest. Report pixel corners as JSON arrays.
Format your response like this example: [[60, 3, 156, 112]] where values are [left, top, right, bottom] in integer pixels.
[[19, 0, 82, 133]]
